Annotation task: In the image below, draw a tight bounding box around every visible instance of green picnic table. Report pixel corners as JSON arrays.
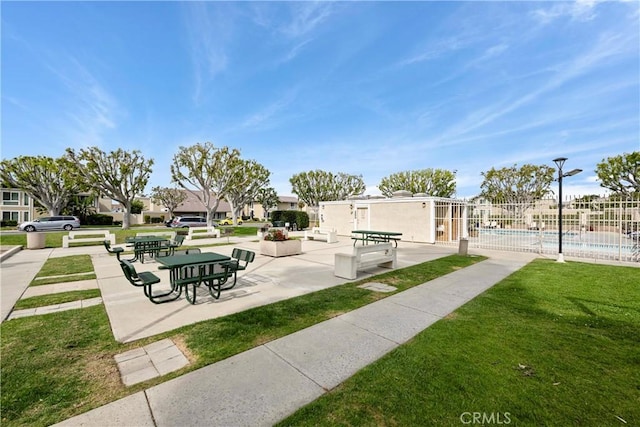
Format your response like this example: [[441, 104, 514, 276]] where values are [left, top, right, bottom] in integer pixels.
[[351, 230, 402, 247], [125, 236, 169, 263], [155, 252, 232, 304]]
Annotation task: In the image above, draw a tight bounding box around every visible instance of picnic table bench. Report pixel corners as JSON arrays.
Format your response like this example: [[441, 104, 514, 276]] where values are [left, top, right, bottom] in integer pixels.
[[63, 229, 115, 248], [351, 230, 402, 247], [334, 242, 397, 280]]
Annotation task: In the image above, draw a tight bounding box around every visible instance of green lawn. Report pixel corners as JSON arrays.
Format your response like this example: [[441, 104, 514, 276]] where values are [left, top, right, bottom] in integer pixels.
[[0, 254, 482, 427], [278, 259, 640, 427], [31, 255, 95, 286]]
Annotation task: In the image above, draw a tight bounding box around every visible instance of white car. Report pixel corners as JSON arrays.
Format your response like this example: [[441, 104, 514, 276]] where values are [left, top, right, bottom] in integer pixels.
[[18, 216, 81, 232]]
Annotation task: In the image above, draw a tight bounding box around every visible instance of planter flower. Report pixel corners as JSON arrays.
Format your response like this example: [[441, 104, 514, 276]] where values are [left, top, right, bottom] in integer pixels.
[[260, 229, 301, 257], [264, 229, 288, 241]]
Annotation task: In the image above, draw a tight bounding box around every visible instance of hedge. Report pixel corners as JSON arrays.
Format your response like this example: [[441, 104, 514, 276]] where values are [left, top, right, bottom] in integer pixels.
[[85, 214, 114, 226], [270, 210, 309, 229]]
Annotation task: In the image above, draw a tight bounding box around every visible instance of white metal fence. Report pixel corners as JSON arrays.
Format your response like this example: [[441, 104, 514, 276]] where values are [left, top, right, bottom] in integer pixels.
[[435, 196, 640, 264]]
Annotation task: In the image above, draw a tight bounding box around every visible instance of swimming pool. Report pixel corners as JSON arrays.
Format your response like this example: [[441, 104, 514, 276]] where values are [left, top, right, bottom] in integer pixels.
[[475, 228, 638, 262]]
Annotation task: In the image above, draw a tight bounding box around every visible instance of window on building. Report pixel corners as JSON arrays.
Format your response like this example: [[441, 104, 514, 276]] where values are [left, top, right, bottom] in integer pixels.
[[23, 193, 30, 205], [23, 211, 29, 222], [2, 191, 19, 205], [2, 211, 19, 221]]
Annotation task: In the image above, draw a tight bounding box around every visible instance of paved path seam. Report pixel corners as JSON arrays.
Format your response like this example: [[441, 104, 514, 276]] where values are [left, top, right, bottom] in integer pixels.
[[8, 297, 103, 320]]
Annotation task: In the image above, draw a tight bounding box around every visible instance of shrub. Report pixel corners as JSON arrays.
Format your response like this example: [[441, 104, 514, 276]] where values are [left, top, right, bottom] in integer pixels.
[[130, 200, 144, 214], [270, 210, 309, 229], [85, 214, 114, 226], [1, 220, 18, 227]]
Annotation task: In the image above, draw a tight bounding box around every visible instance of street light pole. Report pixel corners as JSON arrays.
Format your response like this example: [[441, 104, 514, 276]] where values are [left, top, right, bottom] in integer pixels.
[[553, 157, 583, 263]]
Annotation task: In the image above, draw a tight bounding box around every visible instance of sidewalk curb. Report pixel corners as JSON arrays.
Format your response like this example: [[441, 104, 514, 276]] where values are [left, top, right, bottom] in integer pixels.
[[0, 245, 23, 262]]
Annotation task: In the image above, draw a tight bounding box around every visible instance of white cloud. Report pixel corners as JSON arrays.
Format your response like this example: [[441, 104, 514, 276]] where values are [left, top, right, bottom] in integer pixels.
[[398, 36, 467, 66], [184, 2, 231, 104], [43, 54, 120, 148], [532, 0, 602, 24], [280, 2, 334, 38], [240, 89, 299, 130]]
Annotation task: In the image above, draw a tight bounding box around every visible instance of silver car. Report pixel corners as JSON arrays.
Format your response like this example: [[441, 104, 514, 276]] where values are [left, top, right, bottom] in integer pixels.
[[18, 216, 81, 232], [169, 216, 211, 228]]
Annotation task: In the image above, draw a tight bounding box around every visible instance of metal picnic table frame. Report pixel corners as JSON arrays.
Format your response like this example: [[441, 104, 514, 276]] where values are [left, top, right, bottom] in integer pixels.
[[351, 230, 402, 247], [125, 236, 169, 263], [155, 252, 232, 304]]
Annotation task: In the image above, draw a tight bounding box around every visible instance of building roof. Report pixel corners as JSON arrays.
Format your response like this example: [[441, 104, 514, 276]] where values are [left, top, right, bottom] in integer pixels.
[[279, 196, 298, 203], [174, 190, 232, 213]]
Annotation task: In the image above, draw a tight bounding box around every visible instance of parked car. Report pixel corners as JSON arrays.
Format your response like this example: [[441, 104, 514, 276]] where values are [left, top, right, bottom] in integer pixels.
[[219, 218, 243, 225], [18, 216, 81, 232], [169, 216, 210, 228]]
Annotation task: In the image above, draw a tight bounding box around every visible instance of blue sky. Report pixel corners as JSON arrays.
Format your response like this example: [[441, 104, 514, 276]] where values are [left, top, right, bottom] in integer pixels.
[[2, 1, 639, 199]]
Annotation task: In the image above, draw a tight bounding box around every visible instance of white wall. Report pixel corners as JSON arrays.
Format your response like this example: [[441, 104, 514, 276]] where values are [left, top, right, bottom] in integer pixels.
[[319, 198, 449, 243]]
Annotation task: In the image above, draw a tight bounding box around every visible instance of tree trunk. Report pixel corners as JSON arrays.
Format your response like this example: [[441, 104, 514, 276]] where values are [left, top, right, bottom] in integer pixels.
[[206, 208, 217, 227], [123, 201, 131, 229]]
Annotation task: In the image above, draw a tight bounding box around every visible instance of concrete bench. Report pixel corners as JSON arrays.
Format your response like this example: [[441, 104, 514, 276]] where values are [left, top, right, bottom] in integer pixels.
[[63, 230, 115, 248], [334, 242, 396, 280], [304, 227, 337, 243], [186, 227, 220, 240]]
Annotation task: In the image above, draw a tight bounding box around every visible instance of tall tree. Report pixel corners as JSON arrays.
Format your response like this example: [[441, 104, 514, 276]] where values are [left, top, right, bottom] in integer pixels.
[[290, 170, 366, 221], [255, 187, 279, 220], [0, 155, 82, 216], [378, 168, 456, 198], [150, 186, 187, 218], [66, 148, 153, 229], [224, 158, 271, 225], [62, 195, 97, 223], [596, 151, 639, 197], [572, 195, 602, 211], [170, 142, 241, 226], [479, 163, 555, 218]]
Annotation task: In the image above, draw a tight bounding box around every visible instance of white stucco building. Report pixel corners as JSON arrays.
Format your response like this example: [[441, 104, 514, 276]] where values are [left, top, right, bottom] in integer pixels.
[[319, 193, 468, 243]]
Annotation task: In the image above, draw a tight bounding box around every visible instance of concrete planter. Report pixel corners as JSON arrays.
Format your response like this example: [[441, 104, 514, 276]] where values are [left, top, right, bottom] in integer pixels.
[[260, 239, 301, 257], [26, 232, 45, 249]]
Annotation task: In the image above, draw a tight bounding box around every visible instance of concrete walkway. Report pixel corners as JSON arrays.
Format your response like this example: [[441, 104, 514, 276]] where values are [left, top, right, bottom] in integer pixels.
[[1, 247, 53, 321], [50, 251, 534, 426]]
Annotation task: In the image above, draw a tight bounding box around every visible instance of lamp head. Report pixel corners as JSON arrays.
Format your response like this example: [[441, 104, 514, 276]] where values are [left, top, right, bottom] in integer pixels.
[[553, 157, 567, 170], [564, 168, 583, 177]]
